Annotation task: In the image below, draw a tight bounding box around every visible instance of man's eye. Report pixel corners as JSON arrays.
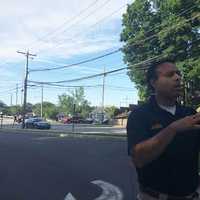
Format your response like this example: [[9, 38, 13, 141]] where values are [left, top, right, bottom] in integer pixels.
[[176, 71, 182, 76], [166, 71, 182, 77], [166, 72, 174, 77]]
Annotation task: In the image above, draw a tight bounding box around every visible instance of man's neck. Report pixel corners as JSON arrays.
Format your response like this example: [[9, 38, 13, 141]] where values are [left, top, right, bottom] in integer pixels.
[[155, 95, 176, 107]]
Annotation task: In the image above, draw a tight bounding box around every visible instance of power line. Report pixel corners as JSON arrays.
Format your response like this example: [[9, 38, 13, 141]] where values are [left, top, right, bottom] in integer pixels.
[[28, 55, 160, 84], [28, 34, 200, 85], [28, 83, 135, 92], [106, 85, 135, 90], [30, 12, 200, 73], [32, 1, 127, 57], [27, 0, 100, 49], [0, 87, 22, 94], [28, 83, 102, 88], [126, 3, 199, 42], [29, 66, 126, 84], [36, 3, 127, 54], [35, 2, 196, 56], [49, 0, 113, 39], [31, 59, 103, 73], [32, 0, 113, 53], [127, 12, 200, 48], [30, 49, 120, 72], [49, 3, 199, 52]]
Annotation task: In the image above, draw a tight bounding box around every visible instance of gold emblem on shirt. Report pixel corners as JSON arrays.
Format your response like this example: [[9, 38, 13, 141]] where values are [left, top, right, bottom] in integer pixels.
[[151, 123, 163, 129]]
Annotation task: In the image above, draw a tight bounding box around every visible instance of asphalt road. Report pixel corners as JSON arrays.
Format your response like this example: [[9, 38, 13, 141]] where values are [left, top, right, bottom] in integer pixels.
[[0, 131, 138, 200], [2, 119, 126, 135]]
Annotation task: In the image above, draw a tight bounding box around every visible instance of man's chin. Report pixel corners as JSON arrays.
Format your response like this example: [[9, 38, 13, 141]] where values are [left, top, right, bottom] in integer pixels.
[[172, 91, 182, 99], [174, 88, 183, 96]]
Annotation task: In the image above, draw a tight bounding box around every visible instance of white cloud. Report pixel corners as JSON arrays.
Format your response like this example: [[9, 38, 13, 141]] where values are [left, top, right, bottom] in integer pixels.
[[0, 0, 136, 106], [0, 0, 131, 60]]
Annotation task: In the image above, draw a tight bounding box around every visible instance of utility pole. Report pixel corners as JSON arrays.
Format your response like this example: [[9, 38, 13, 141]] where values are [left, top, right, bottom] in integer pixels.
[[16, 84, 18, 106], [10, 93, 13, 106], [21, 87, 23, 106], [41, 84, 43, 118], [17, 50, 36, 128], [72, 103, 76, 133], [101, 67, 106, 124], [124, 96, 129, 107]]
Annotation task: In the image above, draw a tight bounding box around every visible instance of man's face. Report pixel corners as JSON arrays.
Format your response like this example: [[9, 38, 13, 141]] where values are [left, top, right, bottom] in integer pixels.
[[152, 62, 182, 99]]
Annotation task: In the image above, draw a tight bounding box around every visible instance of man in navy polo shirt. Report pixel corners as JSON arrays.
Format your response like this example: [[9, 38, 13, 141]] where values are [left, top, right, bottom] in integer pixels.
[[127, 59, 200, 200]]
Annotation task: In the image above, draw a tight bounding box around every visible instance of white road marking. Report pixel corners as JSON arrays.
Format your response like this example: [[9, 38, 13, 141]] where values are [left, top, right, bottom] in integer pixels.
[[64, 193, 77, 200], [64, 180, 123, 200], [92, 180, 123, 200]]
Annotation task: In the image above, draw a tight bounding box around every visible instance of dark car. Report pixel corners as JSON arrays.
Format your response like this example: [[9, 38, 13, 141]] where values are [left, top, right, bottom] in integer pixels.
[[64, 116, 83, 124], [25, 117, 51, 129]]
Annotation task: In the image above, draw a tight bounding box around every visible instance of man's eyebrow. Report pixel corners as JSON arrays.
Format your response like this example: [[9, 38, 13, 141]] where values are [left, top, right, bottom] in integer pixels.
[[175, 69, 180, 72], [175, 70, 181, 74]]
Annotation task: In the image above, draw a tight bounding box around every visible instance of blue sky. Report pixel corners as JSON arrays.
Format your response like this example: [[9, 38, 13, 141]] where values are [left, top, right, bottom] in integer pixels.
[[0, 0, 138, 107]]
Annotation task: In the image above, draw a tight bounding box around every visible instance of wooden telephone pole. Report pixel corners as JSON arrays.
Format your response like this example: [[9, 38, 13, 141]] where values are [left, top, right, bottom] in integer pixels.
[[17, 50, 36, 128]]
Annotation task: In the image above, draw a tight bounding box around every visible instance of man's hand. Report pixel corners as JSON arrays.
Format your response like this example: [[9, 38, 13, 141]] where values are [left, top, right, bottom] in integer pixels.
[[169, 113, 200, 132]]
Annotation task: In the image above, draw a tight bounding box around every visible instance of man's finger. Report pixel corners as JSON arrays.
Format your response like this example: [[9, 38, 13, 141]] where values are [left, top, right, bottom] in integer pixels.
[[194, 113, 200, 118]]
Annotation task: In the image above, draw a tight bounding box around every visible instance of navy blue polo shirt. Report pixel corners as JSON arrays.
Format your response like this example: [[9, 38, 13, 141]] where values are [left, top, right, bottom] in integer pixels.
[[127, 96, 200, 196]]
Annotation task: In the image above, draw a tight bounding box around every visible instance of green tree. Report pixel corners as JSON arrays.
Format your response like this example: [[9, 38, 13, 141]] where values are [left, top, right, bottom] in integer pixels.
[[4, 105, 22, 116], [0, 100, 8, 114], [58, 94, 74, 115], [58, 87, 92, 117], [26, 103, 33, 113], [78, 99, 93, 118], [33, 102, 59, 119], [121, 0, 200, 104], [104, 106, 119, 118]]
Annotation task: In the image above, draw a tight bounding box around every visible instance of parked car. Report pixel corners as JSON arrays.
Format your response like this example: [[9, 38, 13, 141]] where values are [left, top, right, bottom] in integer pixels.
[[93, 118, 109, 125], [69, 116, 82, 123], [102, 118, 109, 125], [62, 117, 71, 124], [83, 118, 93, 124], [25, 117, 51, 129]]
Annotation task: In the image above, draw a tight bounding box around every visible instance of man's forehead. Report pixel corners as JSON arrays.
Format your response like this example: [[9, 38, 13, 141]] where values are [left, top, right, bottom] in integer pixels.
[[156, 62, 178, 73]]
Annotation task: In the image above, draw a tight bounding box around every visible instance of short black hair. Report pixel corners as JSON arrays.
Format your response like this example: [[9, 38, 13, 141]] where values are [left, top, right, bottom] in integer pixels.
[[146, 58, 175, 92]]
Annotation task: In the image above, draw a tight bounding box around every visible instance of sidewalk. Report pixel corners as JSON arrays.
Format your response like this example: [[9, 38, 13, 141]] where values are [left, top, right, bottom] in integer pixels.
[[0, 126, 127, 138]]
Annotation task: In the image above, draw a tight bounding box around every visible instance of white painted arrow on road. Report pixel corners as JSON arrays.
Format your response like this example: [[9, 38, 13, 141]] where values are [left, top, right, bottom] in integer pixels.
[[64, 180, 123, 200], [64, 193, 76, 200], [92, 180, 123, 200]]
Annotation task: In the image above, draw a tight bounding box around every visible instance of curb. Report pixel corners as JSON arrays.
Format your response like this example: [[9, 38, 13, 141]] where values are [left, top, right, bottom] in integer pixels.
[[0, 127, 126, 138]]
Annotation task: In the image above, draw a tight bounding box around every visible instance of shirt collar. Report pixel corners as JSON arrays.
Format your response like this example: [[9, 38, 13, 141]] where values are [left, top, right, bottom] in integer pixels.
[[148, 95, 179, 115]]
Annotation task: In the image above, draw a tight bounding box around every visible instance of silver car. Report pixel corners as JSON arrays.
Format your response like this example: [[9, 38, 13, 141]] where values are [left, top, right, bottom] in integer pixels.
[[25, 117, 51, 129]]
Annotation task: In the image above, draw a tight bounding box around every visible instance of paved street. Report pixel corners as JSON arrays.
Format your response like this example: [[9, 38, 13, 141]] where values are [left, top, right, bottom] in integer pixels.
[[0, 130, 138, 200], [1, 118, 126, 135]]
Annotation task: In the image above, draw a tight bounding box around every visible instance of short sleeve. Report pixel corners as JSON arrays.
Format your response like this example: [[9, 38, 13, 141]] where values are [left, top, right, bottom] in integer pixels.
[[127, 110, 148, 155]]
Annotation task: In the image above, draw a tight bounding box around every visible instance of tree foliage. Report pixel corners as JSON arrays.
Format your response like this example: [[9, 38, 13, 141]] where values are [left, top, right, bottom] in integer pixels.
[[0, 87, 93, 119], [104, 106, 119, 118], [5, 105, 22, 116], [121, 0, 200, 103], [58, 87, 92, 117], [0, 100, 8, 114], [33, 102, 59, 119]]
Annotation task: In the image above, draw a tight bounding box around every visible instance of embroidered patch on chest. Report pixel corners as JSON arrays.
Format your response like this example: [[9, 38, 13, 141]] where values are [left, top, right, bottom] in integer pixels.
[[151, 123, 163, 129]]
